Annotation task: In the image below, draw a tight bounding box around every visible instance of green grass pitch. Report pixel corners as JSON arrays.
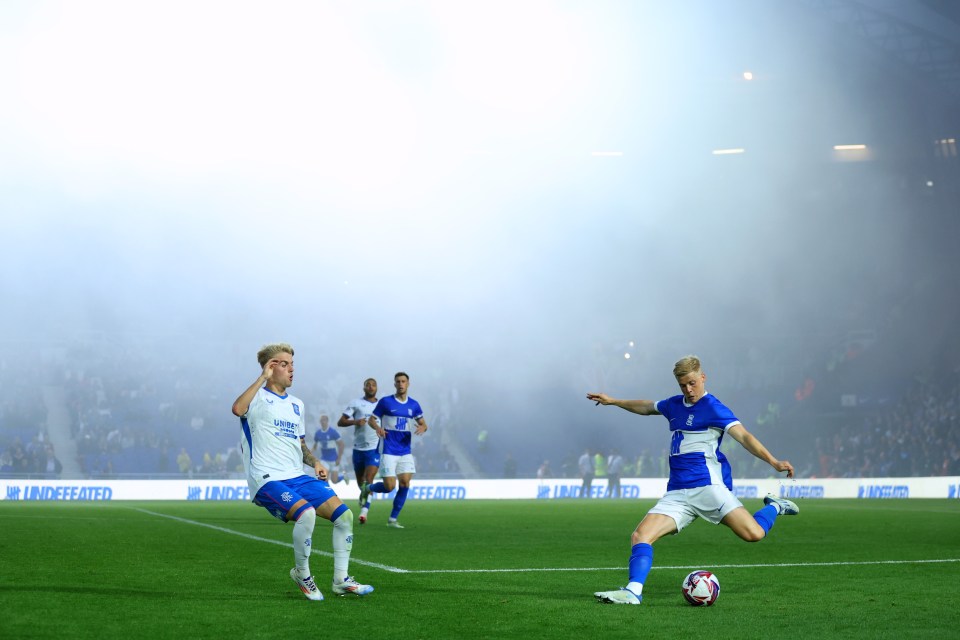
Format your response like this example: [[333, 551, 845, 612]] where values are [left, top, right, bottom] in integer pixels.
[[1, 498, 958, 639]]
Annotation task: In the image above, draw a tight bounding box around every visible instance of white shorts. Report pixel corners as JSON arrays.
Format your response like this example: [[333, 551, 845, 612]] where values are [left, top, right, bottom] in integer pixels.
[[648, 485, 744, 532], [380, 453, 416, 477]]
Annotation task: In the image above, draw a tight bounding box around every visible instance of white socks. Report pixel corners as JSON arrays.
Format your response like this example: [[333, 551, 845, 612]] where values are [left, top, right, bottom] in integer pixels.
[[292, 508, 316, 576], [332, 509, 354, 583]]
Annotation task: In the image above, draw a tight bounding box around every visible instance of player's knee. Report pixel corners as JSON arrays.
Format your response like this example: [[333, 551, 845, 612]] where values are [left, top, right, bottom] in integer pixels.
[[296, 507, 317, 531], [630, 530, 649, 546], [333, 507, 353, 531], [739, 526, 765, 542]]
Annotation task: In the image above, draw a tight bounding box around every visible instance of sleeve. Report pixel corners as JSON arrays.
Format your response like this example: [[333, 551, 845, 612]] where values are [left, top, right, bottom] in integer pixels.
[[372, 398, 385, 418], [715, 402, 741, 430], [413, 400, 424, 420], [244, 389, 263, 419], [654, 398, 668, 418]]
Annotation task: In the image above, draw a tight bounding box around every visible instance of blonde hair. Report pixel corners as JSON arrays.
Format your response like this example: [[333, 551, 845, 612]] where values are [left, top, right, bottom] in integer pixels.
[[257, 343, 294, 368], [673, 355, 701, 378]]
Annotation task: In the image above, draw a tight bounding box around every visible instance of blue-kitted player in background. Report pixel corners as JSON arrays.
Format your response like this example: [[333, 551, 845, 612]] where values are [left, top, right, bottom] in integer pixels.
[[588, 355, 799, 605], [311, 414, 344, 484], [362, 371, 429, 528]]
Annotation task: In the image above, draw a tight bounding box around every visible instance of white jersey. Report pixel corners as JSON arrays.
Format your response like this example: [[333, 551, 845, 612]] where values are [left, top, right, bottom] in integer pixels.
[[342, 396, 379, 451], [240, 386, 307, 494]]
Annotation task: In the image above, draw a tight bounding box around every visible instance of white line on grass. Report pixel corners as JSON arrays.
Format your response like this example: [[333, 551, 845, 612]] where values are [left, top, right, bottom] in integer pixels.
[[407, 558, 960, 574], [134, 508, 409, 573], [134, 508, 959, 576]]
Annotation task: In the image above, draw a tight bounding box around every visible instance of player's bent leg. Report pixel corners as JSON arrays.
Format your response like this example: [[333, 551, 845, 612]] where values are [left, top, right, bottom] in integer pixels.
[[388, 474, 412, 527], [722, 506, 767, 541], [292, 507, 316, 571], [631, 513, 678, 545], [597, 515, 674, 603], [326, 504, 374, 596], [290, 507, 322, 600]]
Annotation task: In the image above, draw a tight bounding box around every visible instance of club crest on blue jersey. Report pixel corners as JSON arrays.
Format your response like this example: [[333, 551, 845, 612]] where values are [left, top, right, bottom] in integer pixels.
[[293, 404, 301, 416]]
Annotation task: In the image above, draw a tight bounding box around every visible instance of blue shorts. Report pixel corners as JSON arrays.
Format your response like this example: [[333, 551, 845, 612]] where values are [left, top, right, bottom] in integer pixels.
[[353, 449, 381, 472], [253, 475, 338, 522]]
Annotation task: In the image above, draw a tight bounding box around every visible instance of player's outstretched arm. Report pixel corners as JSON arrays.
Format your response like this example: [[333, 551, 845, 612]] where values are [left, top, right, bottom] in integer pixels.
[[727, 424, 794, 478], [586, 393, 659, 416]]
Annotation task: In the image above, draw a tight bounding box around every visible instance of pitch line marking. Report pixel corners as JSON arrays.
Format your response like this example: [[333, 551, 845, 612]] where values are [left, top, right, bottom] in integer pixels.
[[406, 558, 960, 574], [134, 508, 409, 573], [133, 509, 959, 576]]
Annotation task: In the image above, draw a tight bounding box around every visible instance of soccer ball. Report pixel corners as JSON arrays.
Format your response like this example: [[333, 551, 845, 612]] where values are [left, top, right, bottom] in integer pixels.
[[681, 570, 720, 606]]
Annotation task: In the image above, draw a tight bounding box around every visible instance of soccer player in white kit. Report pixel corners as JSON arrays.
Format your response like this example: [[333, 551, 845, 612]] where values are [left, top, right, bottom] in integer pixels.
[[337, 377, 380, 524], [232, 343, 373, 601], [587, 355, 799, 605]]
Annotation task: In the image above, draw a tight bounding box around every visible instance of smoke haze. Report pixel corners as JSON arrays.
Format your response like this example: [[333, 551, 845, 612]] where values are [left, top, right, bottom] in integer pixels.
[[2, 1, 957, 467]]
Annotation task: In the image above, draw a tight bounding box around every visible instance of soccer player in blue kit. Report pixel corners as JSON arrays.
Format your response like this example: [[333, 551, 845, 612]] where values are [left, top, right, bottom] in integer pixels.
[[311, 414, 344, 484], [587, 355, 799, 605], [232, 343, 373, 601], [338, 378, 380, 524], [362, 371, 428, 528]]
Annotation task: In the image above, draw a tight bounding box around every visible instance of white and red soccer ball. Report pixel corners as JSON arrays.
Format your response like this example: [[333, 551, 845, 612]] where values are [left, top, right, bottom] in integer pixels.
[[681, 570, 720, 606]]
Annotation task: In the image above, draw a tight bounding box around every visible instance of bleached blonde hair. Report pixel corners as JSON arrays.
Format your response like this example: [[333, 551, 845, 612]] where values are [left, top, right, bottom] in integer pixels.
[[672, 355, 702, 378], [257, 343, 294, 368]]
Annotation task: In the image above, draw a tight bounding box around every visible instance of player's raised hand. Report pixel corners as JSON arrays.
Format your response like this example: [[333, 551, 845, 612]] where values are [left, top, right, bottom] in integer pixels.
[[262, 358, 279, 380], [773, 459, 795, 478], [587, 392, 613, 405]]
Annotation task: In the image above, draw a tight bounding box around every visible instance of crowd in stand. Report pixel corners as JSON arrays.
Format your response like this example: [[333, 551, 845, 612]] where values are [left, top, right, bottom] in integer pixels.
[[0, 359, 63, 478], [809, 376, 960, 478], [2, 342, 958, 482], [0, 342, 462, 480]]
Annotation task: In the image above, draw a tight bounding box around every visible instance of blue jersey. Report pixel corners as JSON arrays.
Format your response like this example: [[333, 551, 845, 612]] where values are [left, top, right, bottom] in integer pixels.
[[655, 393, 740, 492], [372, 395, 424, 456], [312, 427, 342, 463]]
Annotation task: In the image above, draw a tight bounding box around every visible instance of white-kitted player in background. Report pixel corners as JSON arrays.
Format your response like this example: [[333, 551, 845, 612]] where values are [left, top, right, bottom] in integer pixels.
[[338, 377, 381, 524]]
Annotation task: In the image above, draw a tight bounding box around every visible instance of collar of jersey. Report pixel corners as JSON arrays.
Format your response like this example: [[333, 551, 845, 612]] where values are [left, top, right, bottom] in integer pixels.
[[263, 387, 288, 400], [682, 391, 709, 408]]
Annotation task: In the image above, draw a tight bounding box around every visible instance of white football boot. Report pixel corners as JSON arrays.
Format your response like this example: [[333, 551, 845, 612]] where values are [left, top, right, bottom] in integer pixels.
[[290, 568, 323, 601]]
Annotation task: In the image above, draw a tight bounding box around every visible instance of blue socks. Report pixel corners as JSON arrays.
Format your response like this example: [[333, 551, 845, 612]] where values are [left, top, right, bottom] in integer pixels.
[[628, 543, 654, 586], [753, 504, 778, 535], [390, 486, 409, 520], [367, 482, 409, 520]]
